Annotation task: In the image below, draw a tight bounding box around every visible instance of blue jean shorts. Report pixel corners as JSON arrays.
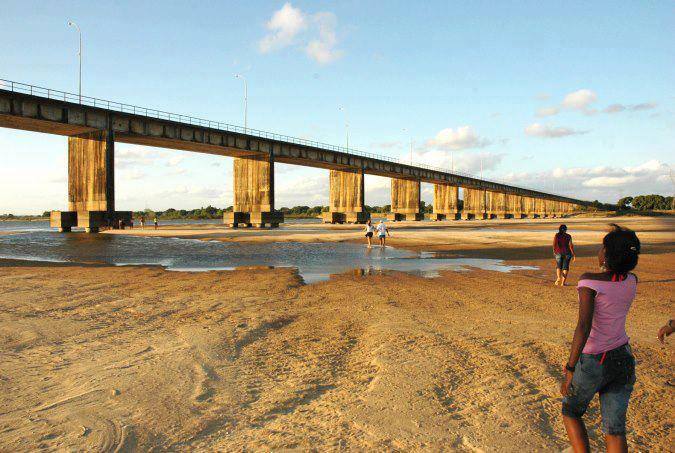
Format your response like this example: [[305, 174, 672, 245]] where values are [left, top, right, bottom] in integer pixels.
[[555, 253, 572, 270], [562, 344, 636, 435]]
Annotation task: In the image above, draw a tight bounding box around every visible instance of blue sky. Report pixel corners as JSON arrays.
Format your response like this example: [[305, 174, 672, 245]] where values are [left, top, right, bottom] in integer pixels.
[[1, 1, 673, 214]]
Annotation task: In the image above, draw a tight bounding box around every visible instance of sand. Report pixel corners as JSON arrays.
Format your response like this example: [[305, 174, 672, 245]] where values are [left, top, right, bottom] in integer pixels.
[[0, 216, 673, 451]]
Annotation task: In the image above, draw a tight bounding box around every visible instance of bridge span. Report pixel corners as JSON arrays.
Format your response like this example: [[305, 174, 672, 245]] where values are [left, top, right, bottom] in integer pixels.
[[0, 80, 587, 232]]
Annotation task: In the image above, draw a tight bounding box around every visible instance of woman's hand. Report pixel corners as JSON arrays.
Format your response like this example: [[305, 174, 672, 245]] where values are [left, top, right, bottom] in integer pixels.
[[572, 255, 576, 262], [560, 367, 574, 396]]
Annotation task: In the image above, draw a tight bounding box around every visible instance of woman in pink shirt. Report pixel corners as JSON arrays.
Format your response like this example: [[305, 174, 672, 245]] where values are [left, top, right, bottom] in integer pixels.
[[560, 224, 640, 453]]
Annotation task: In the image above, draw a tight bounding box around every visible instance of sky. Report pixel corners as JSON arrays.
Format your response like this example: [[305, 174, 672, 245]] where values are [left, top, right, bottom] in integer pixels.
[[0, 1, 673, 214]]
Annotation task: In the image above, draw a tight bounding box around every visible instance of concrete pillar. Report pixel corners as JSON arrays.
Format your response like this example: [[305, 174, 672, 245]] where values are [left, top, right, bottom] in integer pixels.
[[486, 191, 509, 219], [387, 178, 423, 221], [50, 128, 131, 233], [322, 169, 369, 224], [522, 196, 537, 218], [430, 184, 460, 220], [224, 154, 284, 228], [535, 198, 547, 218], [506, 193, 524, 219], [461, 188, 487, 220]]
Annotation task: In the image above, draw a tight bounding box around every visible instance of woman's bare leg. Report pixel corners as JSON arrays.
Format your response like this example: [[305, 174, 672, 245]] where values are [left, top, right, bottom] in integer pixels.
[[556, 268, 562, 285], [563, 416, 590, 453], [562, 269, 569, 286]]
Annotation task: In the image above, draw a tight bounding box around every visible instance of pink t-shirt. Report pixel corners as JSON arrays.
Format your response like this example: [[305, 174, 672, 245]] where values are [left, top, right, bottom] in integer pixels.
[[578, 274, 636, 354]]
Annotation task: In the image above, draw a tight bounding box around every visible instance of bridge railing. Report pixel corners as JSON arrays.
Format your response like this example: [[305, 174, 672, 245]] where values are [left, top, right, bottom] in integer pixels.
[[0, 78, 572, 200]]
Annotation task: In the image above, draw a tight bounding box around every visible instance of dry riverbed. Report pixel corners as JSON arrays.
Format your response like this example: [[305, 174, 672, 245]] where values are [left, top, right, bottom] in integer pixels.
[[0, 216, 673, 451]]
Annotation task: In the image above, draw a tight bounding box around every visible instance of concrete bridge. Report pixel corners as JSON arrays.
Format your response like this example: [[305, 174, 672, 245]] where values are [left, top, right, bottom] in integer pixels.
[[0, 80, 587, 232]]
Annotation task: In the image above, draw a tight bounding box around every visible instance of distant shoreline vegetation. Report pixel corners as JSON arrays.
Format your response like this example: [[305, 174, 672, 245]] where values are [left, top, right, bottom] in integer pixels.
[[1, 194, 672, 220]]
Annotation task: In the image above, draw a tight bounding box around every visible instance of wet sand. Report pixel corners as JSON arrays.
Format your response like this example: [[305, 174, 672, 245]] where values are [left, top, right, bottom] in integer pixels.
[[0, 216, 673, 451]]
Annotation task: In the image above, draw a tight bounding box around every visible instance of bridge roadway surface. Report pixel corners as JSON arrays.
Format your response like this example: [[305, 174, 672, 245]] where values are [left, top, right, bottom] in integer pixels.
[[0, 81, 586, 205]]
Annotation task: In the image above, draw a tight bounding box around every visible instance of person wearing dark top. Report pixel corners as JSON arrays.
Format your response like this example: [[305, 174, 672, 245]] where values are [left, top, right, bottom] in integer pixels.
[[554, 224, 575, 286]]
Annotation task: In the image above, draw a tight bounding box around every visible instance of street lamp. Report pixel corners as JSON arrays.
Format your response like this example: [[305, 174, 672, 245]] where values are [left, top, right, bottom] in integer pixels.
[[234, 74, 247, 132], [339, 106, 349, 150], [67, 20, 82, 103]]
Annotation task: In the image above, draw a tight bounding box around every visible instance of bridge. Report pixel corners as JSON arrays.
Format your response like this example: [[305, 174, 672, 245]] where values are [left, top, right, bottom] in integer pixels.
[[0, 79, 587, 232]]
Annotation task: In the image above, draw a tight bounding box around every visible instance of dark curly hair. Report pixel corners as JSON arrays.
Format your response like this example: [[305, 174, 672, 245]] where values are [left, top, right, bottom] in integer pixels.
[[603, 224, 640, 275]]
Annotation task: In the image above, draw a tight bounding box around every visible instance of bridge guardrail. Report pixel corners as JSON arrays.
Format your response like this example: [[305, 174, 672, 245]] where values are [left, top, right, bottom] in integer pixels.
[[0, 78, 573, 200]]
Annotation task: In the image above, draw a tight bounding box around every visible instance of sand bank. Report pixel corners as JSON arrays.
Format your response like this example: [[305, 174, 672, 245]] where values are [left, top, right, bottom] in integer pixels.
[[0, 217, 672, 451]]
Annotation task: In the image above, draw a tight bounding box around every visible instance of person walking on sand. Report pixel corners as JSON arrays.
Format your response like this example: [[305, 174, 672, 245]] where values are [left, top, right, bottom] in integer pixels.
[[153, 216, 158, 230], [560, 224, 640, 453], [140, 215, 145, 229], [364, 219, 375, 248], [376, 219, 390, 247], [554, 224, 576, 286]]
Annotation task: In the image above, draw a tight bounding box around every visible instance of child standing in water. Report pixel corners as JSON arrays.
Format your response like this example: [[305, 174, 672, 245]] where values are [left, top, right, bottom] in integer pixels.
[[376, 220, 389, 247], [364, 219, 375, 248], [561, 224, 640, 453]]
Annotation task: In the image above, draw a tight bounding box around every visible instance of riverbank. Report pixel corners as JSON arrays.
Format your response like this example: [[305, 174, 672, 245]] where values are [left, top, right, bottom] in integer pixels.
[[0, 217, 672, 451]]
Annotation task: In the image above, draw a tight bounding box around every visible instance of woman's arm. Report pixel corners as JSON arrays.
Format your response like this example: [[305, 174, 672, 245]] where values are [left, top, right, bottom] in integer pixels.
[[569, 240, 576, 261], [561, 287, 595, 396]]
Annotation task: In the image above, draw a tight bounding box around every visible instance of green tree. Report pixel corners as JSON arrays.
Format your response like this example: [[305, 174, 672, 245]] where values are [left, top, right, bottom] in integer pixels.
[[617, 196, 633, 210]]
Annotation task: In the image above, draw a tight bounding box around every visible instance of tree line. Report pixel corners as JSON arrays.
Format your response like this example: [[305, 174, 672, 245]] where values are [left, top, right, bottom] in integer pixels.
[[616, 194, 674, 211]]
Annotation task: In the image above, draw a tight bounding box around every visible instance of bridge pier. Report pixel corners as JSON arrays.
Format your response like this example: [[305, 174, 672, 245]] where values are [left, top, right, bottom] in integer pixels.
[[387, 178, 423, 221], [322, 169, 369, 224], [50, 128, 131, 233], [224, 154, 284, 228], [430, 184, 460, 220], [461, 188, 487, 220], [506, 194, 524, 219], [486, 191, 509, 219]]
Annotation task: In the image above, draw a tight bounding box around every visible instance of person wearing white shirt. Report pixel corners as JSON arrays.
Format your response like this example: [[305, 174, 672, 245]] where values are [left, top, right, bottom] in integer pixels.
[[364, 220, 375, 248], [376, 220, 390, 247]]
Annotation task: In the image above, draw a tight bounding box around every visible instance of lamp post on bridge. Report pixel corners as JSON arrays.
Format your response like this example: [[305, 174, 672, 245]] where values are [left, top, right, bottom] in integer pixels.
[[339, 106, 349, 150], [67, 20, 82, 103], [234, 74, 248, 133]]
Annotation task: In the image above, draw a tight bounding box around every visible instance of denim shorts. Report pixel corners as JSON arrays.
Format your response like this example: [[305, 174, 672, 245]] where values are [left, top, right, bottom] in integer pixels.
[[555, 253, 572, 270], [562, 344, 636, 435]]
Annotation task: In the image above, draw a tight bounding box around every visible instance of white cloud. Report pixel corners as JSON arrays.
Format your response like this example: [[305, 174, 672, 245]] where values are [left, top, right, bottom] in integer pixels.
[[562, 89, 597, 110], [167, 156, 185, 167], [305, 12, 344, 64], [258, 3, 343, 64], [500, 159, 672, 202], [258, 2, 307, 53], [536, 106, 560, 117], [603, 102, 657, 114], [426, 126, 491, 151], [582, 176, 637, 187], [524, 123, 588, 138], [121, 169, 146, 181]]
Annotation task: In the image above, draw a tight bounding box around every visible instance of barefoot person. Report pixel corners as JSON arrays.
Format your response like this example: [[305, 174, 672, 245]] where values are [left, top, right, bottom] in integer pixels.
[[376, 220, 390, 247], [554, 224, 576, 286], [153, 216, 158, 230], [561, 224, 640, 453], [364, 219, 375, 248], [658, 319, 674, 343]]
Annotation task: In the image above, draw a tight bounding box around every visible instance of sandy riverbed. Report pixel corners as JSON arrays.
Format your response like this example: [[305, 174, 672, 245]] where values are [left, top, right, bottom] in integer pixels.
[[0, 216, 672, 451]]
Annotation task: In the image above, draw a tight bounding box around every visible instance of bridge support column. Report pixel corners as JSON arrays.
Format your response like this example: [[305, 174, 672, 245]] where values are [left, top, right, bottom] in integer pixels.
[[430, 184, 460, 220], [50, 128, 130, 233], [224, 154, 284, 228], [506, 194, 524, 219], [486, 191, 509, 219], [387, 178, 422, 221], [461, 188, 487, 220], [322, 169, 369, 224], [522, 196, 537, 218], [535, 198, 548, 218]]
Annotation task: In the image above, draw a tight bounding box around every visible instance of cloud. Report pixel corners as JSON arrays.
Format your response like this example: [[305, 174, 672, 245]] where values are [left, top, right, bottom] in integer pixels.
[[426, 126, 491, 151], [121, 169, 146, 181], [167, 156, 185, 167], [524, 123, 589, 138], [603, 102, 657, 114], [258, 3, 343, 64], [305, 12, 344, 64], [500, 159, 671, 202], [535, 93, 551, 101], [562, 89, 597, 111], [536, 106, 560, 117], [370, 140, 402, 150], [258, 2, 307, 53]]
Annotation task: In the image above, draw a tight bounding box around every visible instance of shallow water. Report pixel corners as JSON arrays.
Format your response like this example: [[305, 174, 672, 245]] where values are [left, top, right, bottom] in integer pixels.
[[0, 229, 536, 283]]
